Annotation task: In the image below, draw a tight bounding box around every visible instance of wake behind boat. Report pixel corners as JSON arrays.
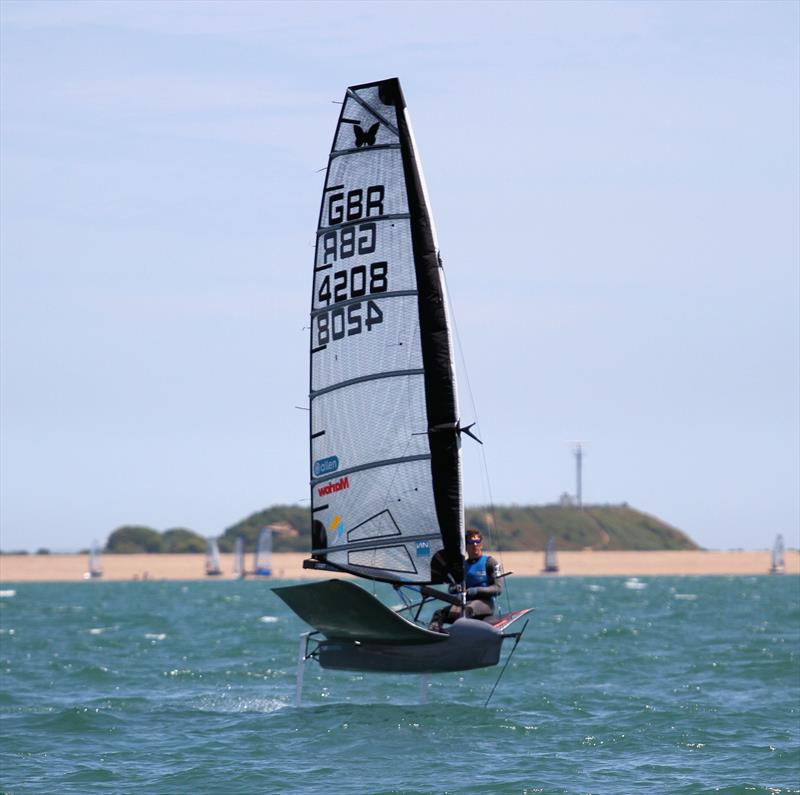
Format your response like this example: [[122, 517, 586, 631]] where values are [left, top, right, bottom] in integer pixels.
[[273, 78, 531, 681]]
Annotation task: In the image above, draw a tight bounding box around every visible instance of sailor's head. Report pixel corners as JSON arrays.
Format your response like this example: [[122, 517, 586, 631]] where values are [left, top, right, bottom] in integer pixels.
[[465, 529, 483, 559]]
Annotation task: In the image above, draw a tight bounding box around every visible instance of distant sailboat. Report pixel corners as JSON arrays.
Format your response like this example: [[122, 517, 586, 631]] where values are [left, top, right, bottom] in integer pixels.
[[769, 534, 785, 575], [84, 540, 103, 579], [233, 535, 245, 579], [254, 527, 272, 577], [205, 537, 222, 576], [542, 536, 559, 574]]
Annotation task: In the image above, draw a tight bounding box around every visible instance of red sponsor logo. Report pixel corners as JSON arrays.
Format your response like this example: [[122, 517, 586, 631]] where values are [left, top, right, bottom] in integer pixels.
[[317, 476, 350, 498]]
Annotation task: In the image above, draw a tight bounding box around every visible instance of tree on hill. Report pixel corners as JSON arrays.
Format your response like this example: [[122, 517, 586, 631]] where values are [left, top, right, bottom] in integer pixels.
[[162, 528, 206, 553], [106, 526, 164, 553], [220, 504, 309, 552]]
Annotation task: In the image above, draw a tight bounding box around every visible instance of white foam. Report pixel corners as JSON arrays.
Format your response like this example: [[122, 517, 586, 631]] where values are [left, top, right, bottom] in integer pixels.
[[624, 578, 647, 590], [259, 616, 279, 623], [145, 633, 167, 640], [0, 590, 16, 598]]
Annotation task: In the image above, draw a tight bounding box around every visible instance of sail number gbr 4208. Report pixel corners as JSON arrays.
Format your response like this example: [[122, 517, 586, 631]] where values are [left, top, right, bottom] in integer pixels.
[[315, 184, 388, 348]]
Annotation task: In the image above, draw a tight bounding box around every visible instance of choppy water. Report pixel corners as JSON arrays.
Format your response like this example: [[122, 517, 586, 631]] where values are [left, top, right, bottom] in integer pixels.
[[1, 576, 798, 794]]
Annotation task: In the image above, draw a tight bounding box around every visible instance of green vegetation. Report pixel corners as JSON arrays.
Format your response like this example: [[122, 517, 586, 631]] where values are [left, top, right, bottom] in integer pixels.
[[219, 505, 309, 552], [106, 526, 170, 553], [466, 504, 699, 551], [162, 528, 206, 553], [96, 503, 698, 554]]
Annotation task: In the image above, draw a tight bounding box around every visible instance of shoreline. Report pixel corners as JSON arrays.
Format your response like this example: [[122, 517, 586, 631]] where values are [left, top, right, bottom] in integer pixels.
[[1, 550, 797, 583]]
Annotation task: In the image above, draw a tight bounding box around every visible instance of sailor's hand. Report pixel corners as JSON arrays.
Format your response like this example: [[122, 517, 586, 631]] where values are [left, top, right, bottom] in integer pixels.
[[448, 584, 463, 594], [465, 587, 479, 598]]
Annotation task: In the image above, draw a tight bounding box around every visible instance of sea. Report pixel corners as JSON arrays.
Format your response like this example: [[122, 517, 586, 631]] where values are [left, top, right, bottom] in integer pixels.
[[0, 575, 798, 794]]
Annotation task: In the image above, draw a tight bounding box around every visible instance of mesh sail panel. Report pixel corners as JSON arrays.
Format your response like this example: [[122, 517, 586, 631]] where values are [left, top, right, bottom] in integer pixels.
[[309, 79, 460, 584]]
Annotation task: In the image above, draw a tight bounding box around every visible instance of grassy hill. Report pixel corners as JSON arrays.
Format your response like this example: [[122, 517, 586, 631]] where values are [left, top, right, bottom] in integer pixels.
[[465, 504, 699, 551], [221, 503, 698, 553], [96, 503, 699, 554]]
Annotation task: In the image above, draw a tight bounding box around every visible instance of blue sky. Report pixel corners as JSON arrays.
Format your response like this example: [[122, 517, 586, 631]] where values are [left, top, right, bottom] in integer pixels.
[[1, 0, 797, 552]]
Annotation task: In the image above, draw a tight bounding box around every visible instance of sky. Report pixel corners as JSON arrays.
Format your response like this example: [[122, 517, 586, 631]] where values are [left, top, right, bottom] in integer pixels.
[[1, 0, 798, 553]]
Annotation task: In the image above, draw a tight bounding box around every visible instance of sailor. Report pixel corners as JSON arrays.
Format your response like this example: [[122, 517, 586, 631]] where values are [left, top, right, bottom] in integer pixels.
[[428, 529, 502, 632]]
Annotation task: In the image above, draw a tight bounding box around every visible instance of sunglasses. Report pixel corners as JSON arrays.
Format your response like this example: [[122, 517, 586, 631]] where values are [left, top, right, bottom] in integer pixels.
[[466, 538, 482, 545]]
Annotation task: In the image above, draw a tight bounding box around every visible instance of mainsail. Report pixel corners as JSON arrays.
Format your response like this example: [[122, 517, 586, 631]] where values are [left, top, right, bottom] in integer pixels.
[[206, 537, 222, 576], [86, 540, 103, 579], [233, 536, 245, 578], [543, 536, 559, 573], [770, 534, 785, 574], [307, 78, 464, 585], [254, 527, 272, 576]]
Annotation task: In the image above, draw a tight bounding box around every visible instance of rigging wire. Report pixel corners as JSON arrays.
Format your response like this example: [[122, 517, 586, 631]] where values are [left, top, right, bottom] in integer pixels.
[[440, 263, 512, 615]]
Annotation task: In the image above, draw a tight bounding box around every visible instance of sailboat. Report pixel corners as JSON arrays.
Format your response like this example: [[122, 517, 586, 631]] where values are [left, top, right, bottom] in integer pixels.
[[205, 537, 222, 576], [254, 527, 273, 576], [233, 535, 245, 579], [769, 534, 785, 575], [542, 535, 559, 573], [83, 540, 103, 579], [274, 78, 531, 676]]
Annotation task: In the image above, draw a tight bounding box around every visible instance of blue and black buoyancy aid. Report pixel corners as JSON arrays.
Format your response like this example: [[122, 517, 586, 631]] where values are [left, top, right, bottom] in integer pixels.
[[465, 554, 496, 607]]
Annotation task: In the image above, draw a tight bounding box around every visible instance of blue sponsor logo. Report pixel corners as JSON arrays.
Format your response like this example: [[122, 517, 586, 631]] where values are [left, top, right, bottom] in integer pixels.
[[313, 455, 339, 478], [415, 541, 431, 557]]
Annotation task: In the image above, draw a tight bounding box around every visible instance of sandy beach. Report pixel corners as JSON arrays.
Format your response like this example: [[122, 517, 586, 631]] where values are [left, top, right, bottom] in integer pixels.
[[0, 550, 797, 583]]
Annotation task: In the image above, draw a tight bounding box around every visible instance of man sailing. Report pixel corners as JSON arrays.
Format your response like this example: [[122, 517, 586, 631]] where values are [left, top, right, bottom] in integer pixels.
[[429, 528, 502, 632]]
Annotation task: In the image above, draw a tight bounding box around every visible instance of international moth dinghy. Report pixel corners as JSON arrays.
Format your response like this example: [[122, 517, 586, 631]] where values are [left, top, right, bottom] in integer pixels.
[[205, 537, 222, 577], [770, 534, 785, 575], [273, 78, 531, 678], [83, 540, 103, 580]]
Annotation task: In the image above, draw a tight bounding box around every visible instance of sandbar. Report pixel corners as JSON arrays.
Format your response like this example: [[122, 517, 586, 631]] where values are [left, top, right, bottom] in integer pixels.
[[1, 550, 797, 583]]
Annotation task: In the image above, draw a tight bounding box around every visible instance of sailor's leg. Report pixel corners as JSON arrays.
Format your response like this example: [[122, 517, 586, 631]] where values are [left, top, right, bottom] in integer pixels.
[[428, 604, 462, 631], [465, 599, 494, 621]]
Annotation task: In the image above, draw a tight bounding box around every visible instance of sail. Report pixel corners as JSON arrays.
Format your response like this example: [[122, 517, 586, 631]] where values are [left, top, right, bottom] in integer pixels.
[[308, 78, 463, 585], [88, 540, 102, 578], [543, 536, 558, 573], [206, 537, 222, 575], [771, 534, 785, 574], [255, 527, 272, 576], [233, 536, 244, 577]]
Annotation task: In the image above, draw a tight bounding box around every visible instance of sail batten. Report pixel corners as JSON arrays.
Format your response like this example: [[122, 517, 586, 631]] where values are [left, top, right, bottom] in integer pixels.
[[309, 78, 463, 584], [312, 531, 441, 557], [310, 368, 424, 398], [316, 213, 412, 236], [345, 88, 401, 135], [330, 143, 402, 160], [310, 453, 432, 487], [309, 290, 418, 318]]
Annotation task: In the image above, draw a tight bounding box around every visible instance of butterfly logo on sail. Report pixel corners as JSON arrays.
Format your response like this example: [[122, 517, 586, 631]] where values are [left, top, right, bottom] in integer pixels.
[[353, 122, 379, 148]]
